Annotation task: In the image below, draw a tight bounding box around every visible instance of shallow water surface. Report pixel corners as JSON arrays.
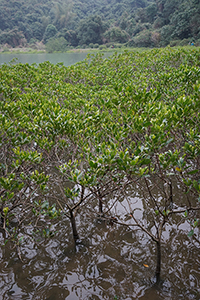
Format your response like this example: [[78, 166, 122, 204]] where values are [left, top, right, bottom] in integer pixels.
[[0, 201, 199, 300], [0, 52, 113, 66]]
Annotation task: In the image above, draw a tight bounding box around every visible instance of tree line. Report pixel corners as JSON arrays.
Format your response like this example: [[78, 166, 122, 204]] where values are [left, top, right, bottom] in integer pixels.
[[0, 0, 199, 51]]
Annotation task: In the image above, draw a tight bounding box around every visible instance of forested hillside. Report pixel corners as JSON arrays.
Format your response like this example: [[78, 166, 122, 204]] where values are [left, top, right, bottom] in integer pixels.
[[0, 0, 199, 50]]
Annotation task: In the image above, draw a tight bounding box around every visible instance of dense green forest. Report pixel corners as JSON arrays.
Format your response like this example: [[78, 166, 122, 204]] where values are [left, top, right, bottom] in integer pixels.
[[0, 0, 200, 50]]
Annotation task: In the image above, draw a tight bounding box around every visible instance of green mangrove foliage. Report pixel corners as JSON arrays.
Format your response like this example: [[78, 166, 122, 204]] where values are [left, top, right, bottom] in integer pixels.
[[0, 47, 200, 279]]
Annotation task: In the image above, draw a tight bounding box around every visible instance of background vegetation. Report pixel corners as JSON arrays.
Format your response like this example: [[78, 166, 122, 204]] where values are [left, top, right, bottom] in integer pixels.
[[0, 0, 199, 51]]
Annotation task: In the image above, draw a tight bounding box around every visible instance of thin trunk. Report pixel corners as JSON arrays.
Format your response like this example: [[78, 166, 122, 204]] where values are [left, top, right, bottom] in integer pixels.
[[155, 240, 161, 283], [99, 199, 103, 214], [97, 186, 103, 214], [70, 210, 79, 242], [169, 181, 173, 209], [0, 205, 4, 227]]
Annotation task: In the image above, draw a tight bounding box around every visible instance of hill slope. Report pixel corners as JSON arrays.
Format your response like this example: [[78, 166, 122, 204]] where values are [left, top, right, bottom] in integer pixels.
[[0, 0, 199, 49]]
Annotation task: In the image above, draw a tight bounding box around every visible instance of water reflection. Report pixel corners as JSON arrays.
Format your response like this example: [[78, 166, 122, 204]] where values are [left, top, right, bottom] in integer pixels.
[[0, 172, 200, 299], [1, 206, 199, 299]]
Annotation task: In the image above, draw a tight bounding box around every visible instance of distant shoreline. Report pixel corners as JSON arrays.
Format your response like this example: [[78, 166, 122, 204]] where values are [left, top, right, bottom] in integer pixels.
[[0, 46, 143, 55], [0, 48, 116, 54], [1, 45, 197, 55]]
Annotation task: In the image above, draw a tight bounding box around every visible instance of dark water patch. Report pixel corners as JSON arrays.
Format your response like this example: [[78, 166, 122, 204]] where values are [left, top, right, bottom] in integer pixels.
[[0, 196, 199, 299]]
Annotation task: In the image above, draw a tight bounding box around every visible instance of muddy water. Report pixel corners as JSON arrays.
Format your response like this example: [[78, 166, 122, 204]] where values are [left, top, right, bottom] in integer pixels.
[[0, 195, 200, 300]]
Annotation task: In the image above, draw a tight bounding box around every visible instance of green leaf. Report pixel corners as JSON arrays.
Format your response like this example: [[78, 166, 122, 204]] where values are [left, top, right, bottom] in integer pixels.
[[8, 192, 14, 200], [18, 236, 24, 243], [140, 158, 151, 165], [89, 160, 95, 168], [162, 210, 167, 216], [41, 201, 49, 209], [3, 239, 8, 246], [187, 170, 199, 175], [119, 151, 124, 159], [3, 207, 9, 217], [193, 180, 200, 191], [188, 229, 194, 237], [165, 138, 174, 145]]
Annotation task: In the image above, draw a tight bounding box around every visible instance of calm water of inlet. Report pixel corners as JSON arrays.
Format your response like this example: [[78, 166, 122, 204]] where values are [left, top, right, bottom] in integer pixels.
[[0, 52, 112, 66]]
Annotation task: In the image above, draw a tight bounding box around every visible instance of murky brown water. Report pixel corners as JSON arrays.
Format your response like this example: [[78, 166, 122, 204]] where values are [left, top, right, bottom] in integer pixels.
[[0, 188, 200, 300]]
